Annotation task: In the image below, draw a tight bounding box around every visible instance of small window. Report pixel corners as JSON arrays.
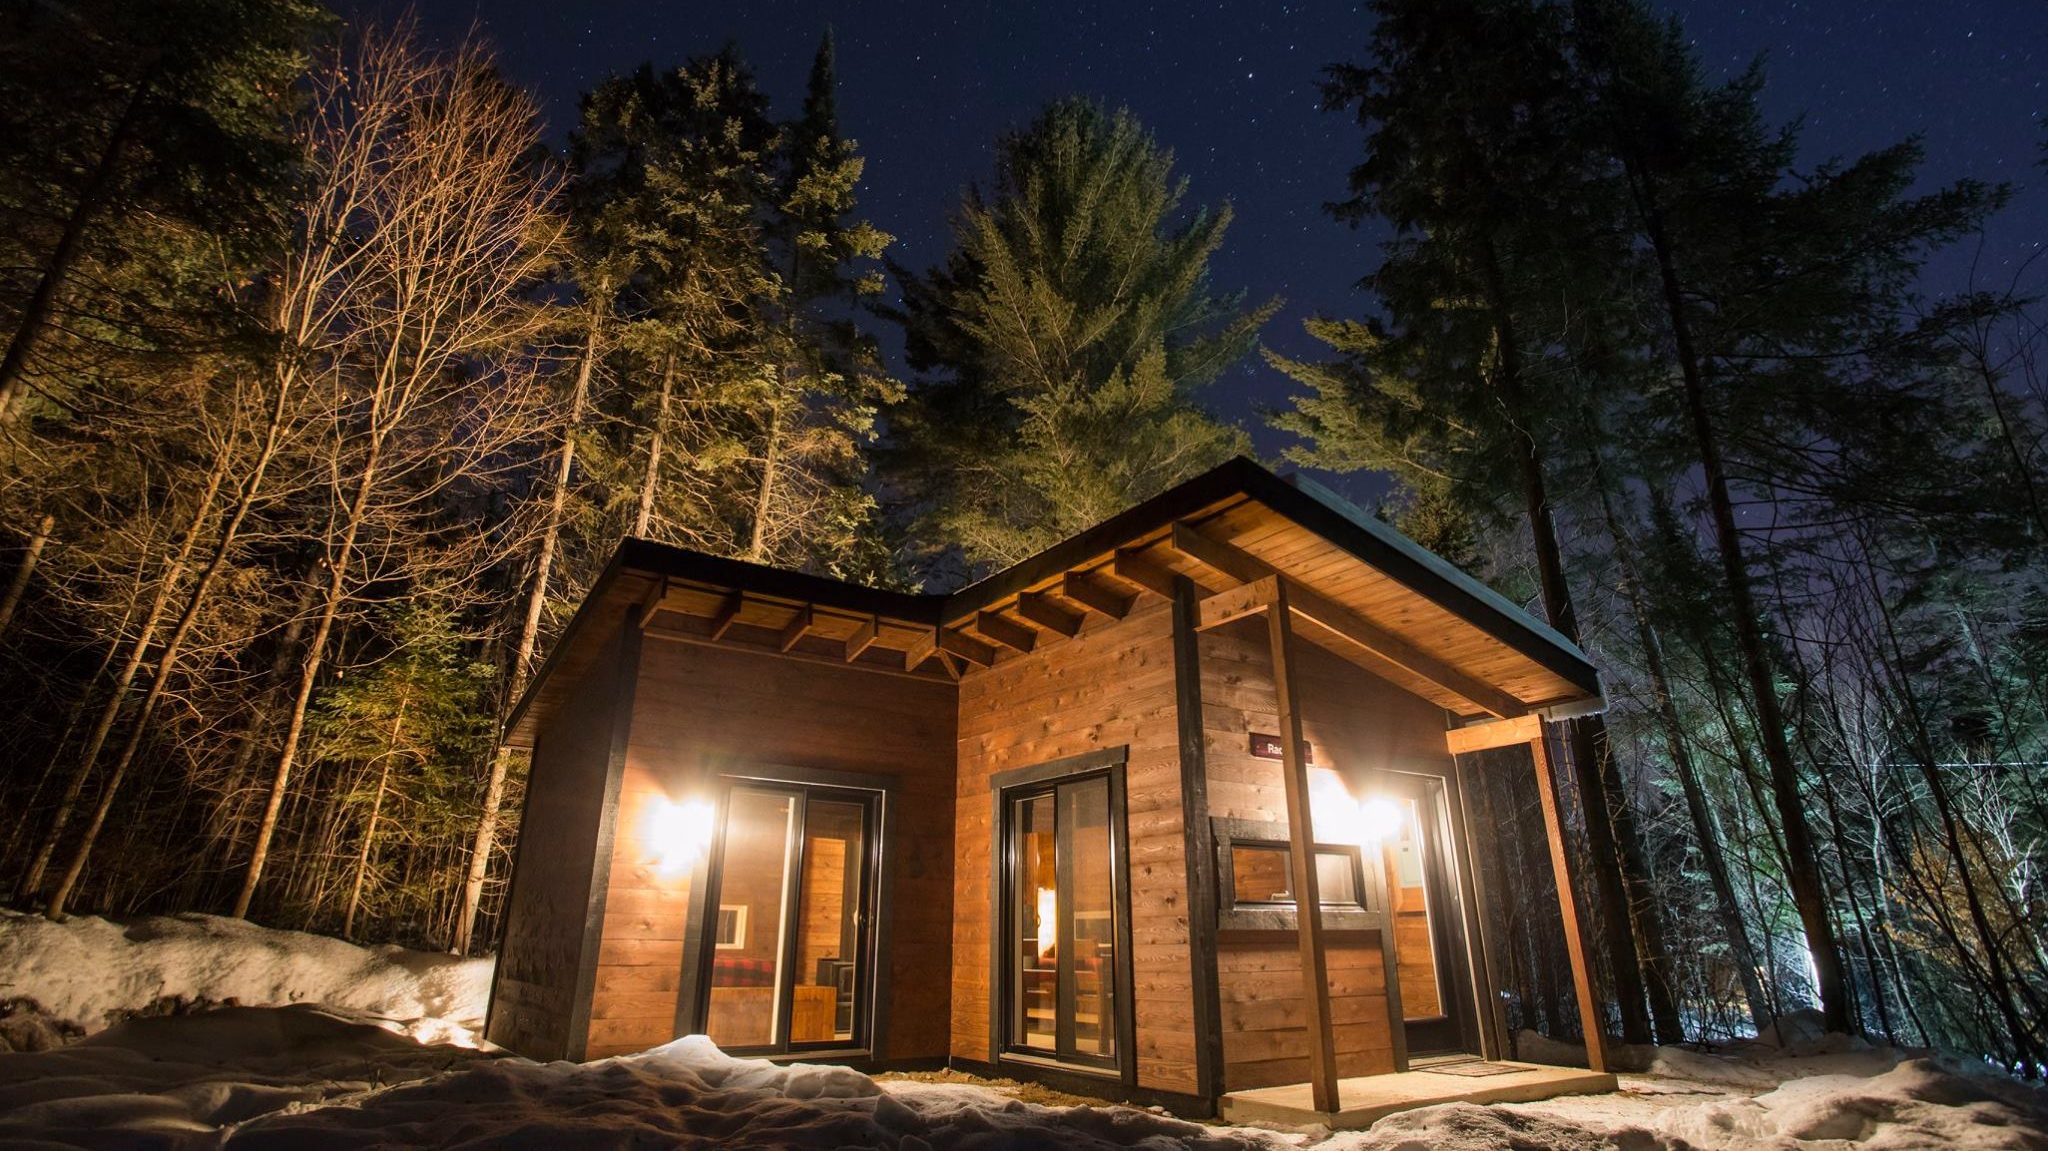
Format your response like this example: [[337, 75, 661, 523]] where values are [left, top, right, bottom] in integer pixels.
[[1228, 842, 1365, 909], [714, 904, 747, 949]]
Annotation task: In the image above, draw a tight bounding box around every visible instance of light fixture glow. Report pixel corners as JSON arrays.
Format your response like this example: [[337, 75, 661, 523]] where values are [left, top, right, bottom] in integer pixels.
[[1358, 796, 1407, 843], [647, 797, 714, 877]]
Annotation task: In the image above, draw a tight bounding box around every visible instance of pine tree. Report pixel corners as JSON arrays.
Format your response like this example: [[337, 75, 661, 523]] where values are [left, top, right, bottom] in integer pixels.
[[892, 99, 1275, 573], [1277, 0, 1680, 1043]]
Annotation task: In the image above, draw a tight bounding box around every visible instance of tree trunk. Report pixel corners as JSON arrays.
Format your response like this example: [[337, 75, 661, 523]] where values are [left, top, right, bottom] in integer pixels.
[[232, 427, 383, 919], [1475, 237, 1660, 1044], [22, 456, 228, 904], [747, 397, 783, 562], [344, 708, 402, 942], [452, 321, 595, 954], [1599, 474, 1773, 1035], [0, 76, 151, 420], [1636, 188, 1853, 1034], [47, 373, 297, 918], [0, 513, 54, 635], [633, 354, 674, 538]]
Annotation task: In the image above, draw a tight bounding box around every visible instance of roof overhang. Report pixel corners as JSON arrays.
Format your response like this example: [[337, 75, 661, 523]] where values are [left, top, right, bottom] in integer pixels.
[[504, 457, 1603, 747]]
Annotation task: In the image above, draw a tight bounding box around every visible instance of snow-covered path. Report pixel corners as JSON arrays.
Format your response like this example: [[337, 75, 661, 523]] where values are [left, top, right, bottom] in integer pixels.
[[2, 912, 2044, 1150]]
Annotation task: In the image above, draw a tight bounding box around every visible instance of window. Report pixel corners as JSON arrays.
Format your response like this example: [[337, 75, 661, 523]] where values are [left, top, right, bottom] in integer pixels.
[[714, 905, 747, 949], [1227, 843, 1366, 909], [1212, 817, 1379, 932]]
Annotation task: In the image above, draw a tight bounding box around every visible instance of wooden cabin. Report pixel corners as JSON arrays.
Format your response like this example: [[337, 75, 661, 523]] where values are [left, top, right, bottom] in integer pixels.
[[484, 457, 1618, 1124]]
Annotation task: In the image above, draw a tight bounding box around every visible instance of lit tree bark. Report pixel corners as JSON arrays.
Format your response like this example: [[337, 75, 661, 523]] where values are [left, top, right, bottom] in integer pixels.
[[747, 396, 784, 562], [20, 456, 228, 903], [0, 513, 55, 636], [633, 355, 674, 538], [343, 700, 404, 941], [47, 371, 300, 918]]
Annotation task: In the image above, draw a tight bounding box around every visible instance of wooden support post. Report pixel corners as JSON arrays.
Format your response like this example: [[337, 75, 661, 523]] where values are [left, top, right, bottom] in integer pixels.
[[1267, 579, 1339, 1113], [1528, 723, 1610, 1072]]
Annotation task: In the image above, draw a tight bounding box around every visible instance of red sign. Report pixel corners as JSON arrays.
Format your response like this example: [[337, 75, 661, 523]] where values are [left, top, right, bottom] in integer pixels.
[[1249, 732, 1312, 763]]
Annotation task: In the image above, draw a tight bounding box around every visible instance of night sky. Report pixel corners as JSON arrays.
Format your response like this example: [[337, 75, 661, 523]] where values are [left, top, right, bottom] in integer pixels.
[[369, 1, 2044, 503]]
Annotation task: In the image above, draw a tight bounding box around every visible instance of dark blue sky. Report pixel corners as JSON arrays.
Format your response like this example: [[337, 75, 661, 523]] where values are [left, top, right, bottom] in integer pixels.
[[378, 1, 2044, 504]]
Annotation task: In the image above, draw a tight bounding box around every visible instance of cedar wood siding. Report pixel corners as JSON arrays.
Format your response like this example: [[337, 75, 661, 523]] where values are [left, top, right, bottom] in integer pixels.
[[583, 634, 958, 1060], [951, 595, 1198, 1094], [1197, 615, 1457, 1090], [486, 619, 631, 1059]]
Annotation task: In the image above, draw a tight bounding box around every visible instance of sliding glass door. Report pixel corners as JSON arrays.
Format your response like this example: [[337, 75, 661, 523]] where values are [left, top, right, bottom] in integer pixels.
[[1003, 772, 1120, 1069], [703, 782, 874, 1053]]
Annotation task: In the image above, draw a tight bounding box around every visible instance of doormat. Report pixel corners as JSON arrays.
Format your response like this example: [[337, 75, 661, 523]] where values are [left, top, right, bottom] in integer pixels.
[[1419, 1060, 1527, 1078]]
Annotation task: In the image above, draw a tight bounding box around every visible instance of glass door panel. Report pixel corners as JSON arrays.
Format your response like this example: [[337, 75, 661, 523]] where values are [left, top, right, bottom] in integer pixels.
[[1370, 774, 1473, 1055], [1005, 773, 1119, 1068], [1010, 792, 1057, 1051], [1063, 777, 1117, 1060], [793, 798, 865, 1045], [705, 787, 796, 1049], [705, 783, 874, 1053]]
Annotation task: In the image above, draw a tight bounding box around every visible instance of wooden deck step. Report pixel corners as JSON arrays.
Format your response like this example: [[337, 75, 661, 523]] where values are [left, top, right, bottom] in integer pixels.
[[1219, 1062, 1618, 1130]]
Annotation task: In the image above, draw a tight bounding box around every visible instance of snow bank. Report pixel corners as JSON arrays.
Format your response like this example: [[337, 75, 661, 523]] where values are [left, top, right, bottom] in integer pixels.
[[232, 1034, 1278, 1150], [0, 910, 492, 1046]]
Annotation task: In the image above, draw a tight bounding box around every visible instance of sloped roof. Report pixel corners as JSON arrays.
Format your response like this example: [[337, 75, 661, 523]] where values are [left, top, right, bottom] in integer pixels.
[[504, 457, 1600, 746]]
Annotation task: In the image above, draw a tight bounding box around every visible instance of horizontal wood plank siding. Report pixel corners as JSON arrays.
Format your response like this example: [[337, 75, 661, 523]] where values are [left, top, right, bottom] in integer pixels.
[[583, 638, 958, 1061], [953, 596, 1197, 1094]]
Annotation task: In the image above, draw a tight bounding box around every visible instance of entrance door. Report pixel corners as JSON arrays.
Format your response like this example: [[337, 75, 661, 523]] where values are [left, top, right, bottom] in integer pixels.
[[702, 782, 875, 1053], [1369, 772, 1477, 1056], [1002, 772, 1121, 1069]]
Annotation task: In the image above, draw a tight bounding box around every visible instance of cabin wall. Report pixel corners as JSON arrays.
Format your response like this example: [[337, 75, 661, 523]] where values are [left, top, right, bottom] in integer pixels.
[[1197, 615, 1456, 1090], [951, 595, 1197, 1095], [486, 620, 631, 1060], [584, 635, 958, 1061]]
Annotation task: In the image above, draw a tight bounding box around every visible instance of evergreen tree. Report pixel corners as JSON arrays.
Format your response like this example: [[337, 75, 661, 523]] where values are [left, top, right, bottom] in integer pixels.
[[892, 99, 1275, 573]]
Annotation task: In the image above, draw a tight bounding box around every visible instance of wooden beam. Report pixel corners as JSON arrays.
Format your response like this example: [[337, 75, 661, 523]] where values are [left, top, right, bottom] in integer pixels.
[[1015, 591, 1084, 638], [1267, 579, 1339, 1113], [1196, 575, 1276, 631], [1062, 569, 1136, 619], [708, 592, 746, 642], [1445, 713, 1545, 756], [935, 650, 963, 680], [1169, 522, 1526, 719], [778, 603, 814, 653], [904, 626, 939, 672], [635, 577, 670, 630], [976, 609, 1037, 654], [1528, 724, 1610, 1073], [938, 626, 997, 668], [1111, 546, 1181, 598], [844, 615, 879, 662], [642, 623, 949, 684]]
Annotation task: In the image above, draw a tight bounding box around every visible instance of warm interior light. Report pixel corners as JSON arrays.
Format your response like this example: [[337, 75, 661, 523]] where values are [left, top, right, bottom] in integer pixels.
[[1036, 886, 1058, 960], [648, 797, 714, 876], [1358, 796, 1407, 843]]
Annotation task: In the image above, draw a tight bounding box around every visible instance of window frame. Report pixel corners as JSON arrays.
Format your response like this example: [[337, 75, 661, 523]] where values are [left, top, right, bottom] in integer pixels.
[[1211, 816, 1380, 934], [987, 747, 1137, 1085]]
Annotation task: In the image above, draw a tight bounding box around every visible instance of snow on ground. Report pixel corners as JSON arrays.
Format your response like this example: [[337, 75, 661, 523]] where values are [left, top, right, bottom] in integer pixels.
[[2, 911, 2044, 1149], [0, 910, 491, 1047]]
